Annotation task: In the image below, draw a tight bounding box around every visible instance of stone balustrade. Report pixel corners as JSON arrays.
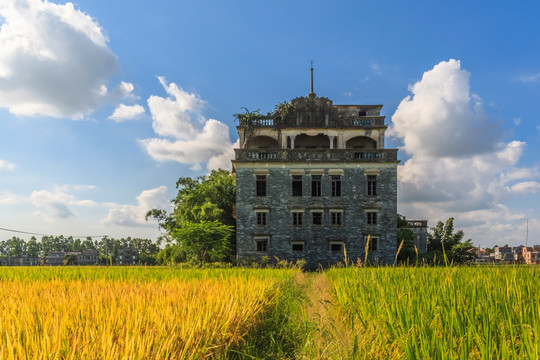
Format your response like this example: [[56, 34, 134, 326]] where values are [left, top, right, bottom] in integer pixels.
[[235, 148, 398, 162], [239, 116, 386, 128]]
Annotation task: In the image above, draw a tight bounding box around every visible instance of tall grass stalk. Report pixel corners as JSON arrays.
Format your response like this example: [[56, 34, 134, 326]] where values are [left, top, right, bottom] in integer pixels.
[[364, 235, 370, 265], [394, 239, 404, 266]]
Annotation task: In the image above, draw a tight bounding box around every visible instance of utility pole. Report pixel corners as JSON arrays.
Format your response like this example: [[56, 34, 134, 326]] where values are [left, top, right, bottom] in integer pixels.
[[526, 219, 529, 248]]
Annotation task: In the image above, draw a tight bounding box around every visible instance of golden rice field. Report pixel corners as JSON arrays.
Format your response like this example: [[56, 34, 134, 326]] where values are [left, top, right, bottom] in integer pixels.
[[0, 267, 296, 359], [1, 266, 540, 359]]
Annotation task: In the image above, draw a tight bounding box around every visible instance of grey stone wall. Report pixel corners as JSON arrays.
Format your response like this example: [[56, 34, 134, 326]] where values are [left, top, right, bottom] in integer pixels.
[[236, 165, 397, 268], [411, 227, 428, 254]]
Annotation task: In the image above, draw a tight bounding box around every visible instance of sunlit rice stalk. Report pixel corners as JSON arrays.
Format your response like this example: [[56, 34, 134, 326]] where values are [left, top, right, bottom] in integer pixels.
[[394, 239, 404, 266], [364, 234, 370, 265]]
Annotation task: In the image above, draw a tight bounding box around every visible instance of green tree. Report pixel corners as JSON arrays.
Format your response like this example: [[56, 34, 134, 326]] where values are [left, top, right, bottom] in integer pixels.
[[6, 237, 26, 257], [174, 221, 233, 265], [63, 254, 78, 265], [82, 237, 96, 250], [450, 239, 477, 263], [156, 245, 186, 265], [427, 217, 476, 264], [27, 237, 42, 257], [146, 169, 236, 262], [147, 169, 235, 232], [396, 215, 417, 264], [137, 252, 156, 265]]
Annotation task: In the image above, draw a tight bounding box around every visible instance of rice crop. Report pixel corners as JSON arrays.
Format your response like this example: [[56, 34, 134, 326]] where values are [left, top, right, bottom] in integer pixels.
[[0, 267, 295, 359], [328, 266, 540, 359]]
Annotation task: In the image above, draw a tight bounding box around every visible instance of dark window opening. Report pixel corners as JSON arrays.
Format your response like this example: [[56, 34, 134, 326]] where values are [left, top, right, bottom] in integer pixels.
[[330, 243, 343, 253], [367, 175, 377, 196], [311, 175, 322, 197], [256, 212, 267, 226], [331, 175, 341, 197], [358, 111, 367, 116], [292, 243, 304, 252], [256, 175, 267, 196], [292, 212, 303, 226], [367, 212, 377, 225], [292, 175, 302, 196], [256, 239, 268, 252], [367, 237, 378, 252], [331, 212, 342, 226], [312, 212, 322, 226]]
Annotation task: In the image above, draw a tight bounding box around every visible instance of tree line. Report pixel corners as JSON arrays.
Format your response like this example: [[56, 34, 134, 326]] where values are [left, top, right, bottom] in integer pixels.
[[0, 235, 161, 265]]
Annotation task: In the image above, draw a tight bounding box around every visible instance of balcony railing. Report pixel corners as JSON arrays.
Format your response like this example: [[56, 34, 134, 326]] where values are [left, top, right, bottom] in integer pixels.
[[238, 116, 386, 128], [349, 117, 385, 127], [234, 148, 398, 162], [253, 118, 274, 127]]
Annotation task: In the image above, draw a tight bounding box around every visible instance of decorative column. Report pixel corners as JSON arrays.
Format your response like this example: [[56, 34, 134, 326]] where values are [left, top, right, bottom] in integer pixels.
[[281, 133, 287, 149], [290, 135, 296, 149], [337, 133, 344, 149], [329, 136, 335, 149]]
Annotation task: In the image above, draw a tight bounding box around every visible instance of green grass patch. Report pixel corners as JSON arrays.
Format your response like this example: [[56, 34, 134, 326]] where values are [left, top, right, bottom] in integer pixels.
[[228, 272, 311, 359], [327, 266, 540, 359]]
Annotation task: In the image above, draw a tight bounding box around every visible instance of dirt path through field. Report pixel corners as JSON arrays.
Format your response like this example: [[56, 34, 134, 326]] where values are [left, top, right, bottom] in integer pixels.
[[300, 272, 354, 359]]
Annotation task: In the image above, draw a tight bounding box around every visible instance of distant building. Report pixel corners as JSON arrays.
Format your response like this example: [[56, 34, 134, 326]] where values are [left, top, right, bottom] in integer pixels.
[[18, 254, 40, 266], [77, 249, 99, 265], [43, 250, 99, 266], [406, 220, 428, 254], [45, 251, 66, 266], [493, 246, 517, 263], [118, 247, 138, 265], [522, 245, 540, 265], [474, 248, 494, 263]]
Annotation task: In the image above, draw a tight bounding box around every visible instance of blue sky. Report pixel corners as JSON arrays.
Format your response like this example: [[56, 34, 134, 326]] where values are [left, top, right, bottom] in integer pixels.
[[0, 0, 539, 247]]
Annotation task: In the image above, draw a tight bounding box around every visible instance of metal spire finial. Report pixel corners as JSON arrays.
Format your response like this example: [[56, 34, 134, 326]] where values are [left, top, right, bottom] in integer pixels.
[[310, 60, 314, 95]]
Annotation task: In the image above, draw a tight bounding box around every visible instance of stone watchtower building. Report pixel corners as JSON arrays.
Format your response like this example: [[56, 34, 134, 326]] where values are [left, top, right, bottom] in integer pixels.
[[232, 69, 399, 267]]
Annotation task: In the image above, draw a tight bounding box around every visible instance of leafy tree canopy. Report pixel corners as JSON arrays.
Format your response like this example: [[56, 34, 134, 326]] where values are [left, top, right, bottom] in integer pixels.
[[174, 221, 234, 265], [427, 217, 476, 264], [146, 169, 236, 241]]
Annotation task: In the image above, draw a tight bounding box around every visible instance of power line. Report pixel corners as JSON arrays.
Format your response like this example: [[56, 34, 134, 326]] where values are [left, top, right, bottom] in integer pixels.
[[0, 227, 107, 238]]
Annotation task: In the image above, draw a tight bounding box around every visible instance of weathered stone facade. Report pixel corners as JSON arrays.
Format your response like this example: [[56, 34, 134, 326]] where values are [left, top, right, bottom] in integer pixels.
[[233, 85, 399, 268], [407, 220, 428, 254]]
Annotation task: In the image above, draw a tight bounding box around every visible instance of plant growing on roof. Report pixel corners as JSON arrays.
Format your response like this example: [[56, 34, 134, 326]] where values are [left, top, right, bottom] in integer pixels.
[[272, 101, 295, 127], [233, 107, 264, 127]]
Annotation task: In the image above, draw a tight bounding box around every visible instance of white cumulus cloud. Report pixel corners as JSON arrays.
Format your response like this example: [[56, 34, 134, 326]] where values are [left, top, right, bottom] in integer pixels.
[[0, 159, 15, 170], [389, 59, 501, 159], [0, 192, 21, 205], [102, 186, 171, 227], [109, 104, 145, 122], [390, 59, 540, 246], [509, 182, 540, 195], [140, 77, 235, 171], [0, 0, 120, 118], [30, 188, 97, 219]]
